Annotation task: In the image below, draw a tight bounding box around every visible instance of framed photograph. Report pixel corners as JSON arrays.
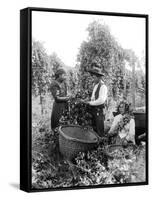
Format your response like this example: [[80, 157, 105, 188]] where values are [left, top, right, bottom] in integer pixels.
[[20, 7, 148, 192]]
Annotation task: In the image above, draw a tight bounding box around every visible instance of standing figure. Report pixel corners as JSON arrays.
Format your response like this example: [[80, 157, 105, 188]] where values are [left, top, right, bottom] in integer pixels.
[[86, 66, 108, 137], [108, 101, 135, 145], [50, 68, 69, 130]]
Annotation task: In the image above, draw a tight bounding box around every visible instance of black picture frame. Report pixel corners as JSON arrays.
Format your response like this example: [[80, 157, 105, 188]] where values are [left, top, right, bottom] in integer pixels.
[[20, 7, 149, 192]]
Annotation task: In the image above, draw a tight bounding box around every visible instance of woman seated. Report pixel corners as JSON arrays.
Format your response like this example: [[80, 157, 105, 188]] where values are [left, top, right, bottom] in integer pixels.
[[108, 101, 135, 145]]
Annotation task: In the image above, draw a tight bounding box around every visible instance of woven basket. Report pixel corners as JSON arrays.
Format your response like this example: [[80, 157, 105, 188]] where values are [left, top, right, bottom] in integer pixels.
[[104, 144, 136, 159], [58, 125, 99, 160]]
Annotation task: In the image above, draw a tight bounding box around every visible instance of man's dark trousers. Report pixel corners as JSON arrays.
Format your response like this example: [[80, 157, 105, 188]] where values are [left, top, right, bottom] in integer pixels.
[[91, 107, 105, 137]]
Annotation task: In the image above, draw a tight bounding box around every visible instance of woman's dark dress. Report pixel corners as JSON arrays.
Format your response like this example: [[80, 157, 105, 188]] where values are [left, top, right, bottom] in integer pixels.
[[50, 80, 68, 130]]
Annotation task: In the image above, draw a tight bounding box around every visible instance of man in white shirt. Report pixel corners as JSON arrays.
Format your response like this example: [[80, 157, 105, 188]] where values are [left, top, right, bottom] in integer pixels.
[[86, 67, 108, 137]]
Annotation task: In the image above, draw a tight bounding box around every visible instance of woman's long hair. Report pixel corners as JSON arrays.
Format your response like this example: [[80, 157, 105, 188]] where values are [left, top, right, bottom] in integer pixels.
[[117, 101, 134, 116], [115, 101, 134, 131]]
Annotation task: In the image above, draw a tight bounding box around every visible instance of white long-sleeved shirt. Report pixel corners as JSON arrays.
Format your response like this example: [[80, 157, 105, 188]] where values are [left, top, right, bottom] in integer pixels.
[[89, 80, 108, 106]]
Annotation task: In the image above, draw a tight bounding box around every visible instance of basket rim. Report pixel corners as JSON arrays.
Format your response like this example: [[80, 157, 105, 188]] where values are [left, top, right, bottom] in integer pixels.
[[105, 143, 136, 148], [104, 143, 137, 153], [59, 125, 98, 144]]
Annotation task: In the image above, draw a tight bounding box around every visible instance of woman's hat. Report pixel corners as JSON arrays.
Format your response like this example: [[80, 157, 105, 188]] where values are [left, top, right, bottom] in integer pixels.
[[55, 68, 66, 76]]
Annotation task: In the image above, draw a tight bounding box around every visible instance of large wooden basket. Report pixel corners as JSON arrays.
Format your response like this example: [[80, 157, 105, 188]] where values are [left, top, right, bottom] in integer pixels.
[[58, 125, 99, 160]]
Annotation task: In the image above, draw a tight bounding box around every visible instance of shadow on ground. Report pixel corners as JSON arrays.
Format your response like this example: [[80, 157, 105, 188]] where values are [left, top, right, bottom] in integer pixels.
[[9, 183, 19, 190]]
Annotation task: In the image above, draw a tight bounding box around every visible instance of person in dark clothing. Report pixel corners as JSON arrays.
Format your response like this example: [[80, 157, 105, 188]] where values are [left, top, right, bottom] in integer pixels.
[[49, 68, 69, 130], [84, 67, 108, 137]]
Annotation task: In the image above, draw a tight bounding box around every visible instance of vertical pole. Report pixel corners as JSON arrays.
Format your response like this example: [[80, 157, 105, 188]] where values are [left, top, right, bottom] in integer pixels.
[[132, 60, 136, 109], [40, 93, 44, 115], [123, 62, 126, 100]]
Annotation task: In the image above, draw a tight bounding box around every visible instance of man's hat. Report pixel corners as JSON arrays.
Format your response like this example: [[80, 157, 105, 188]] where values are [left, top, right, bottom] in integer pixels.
[[87, 66, 104, 76]]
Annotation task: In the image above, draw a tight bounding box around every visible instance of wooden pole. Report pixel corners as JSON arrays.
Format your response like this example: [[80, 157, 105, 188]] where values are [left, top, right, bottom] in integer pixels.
[[131, 61, 136, 109], [123, 62, 126, 100]]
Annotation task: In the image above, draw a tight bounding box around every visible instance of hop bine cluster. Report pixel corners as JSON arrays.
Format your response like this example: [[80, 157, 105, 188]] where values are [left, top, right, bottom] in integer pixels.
[[59, 90, 93, 127], [117, 114, 134, 131]]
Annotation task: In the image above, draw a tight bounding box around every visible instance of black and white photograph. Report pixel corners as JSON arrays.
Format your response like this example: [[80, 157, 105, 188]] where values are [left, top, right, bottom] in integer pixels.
[[30, 9, 148, 190]]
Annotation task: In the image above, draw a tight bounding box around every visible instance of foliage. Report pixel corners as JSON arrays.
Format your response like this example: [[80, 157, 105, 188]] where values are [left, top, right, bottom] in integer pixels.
[[76, 21, 145, 108], [32, 121, 75, 189], [32, 120, 146, 188], [60, 99, 93, 127], [32, 40, 51, 97], [110, 114, 134, 136], [77, 21, 126, 100], [49, 52, 66, 78], [66, 67, 80, 96], [32, 41, 69, 114], [31, 20, 146, 189]]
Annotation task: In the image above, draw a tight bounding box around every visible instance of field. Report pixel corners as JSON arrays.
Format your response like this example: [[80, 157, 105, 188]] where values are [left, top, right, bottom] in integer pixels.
[[32, 95, 146, 189]]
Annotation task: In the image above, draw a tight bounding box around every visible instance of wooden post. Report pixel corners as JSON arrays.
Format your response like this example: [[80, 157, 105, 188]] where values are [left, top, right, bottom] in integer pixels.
[[40, 93, 44, 115], [131, 61, 136, 109], [123, 62, 127, 99]]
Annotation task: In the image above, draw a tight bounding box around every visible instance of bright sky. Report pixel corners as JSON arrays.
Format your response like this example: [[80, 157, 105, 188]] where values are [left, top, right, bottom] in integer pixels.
[[32, 11, 145, 68]]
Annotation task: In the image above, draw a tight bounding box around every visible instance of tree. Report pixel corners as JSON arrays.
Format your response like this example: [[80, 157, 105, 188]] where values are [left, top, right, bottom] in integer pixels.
[[77, 21, 126, 102], [49, 52, 66, 78], [123, 49, 137, 108], [66, 67, 79, 96], [32, 40, 51, 114]]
